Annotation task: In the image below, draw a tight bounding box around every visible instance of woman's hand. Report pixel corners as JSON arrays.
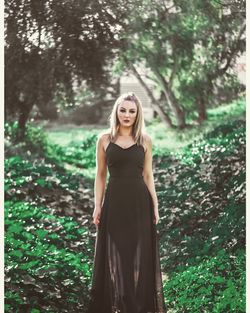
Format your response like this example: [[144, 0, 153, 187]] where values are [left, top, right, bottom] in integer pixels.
[[153, 209, 160, 225], [92, 207, 102, 226]]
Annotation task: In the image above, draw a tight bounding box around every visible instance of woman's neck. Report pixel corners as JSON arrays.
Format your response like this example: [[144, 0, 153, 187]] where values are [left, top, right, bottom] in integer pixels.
[[117, 126, 133, 137]]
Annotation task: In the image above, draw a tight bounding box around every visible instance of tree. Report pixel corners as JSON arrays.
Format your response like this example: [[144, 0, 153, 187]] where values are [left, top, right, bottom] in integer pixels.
[[113, 0, 245, 127], [5, 0, 125, 138]]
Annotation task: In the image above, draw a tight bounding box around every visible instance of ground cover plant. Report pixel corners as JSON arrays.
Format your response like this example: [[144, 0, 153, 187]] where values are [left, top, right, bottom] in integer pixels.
[[4, 98, 245, 312]]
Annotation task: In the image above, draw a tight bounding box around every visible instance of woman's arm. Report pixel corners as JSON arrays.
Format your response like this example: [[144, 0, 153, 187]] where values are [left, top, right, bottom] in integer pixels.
[[142, 134, 159, 223], [93, 134, 108, 225]]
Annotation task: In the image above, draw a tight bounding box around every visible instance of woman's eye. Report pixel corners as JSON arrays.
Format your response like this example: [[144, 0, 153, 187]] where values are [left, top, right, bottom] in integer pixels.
[[120, 110, 136, 114]]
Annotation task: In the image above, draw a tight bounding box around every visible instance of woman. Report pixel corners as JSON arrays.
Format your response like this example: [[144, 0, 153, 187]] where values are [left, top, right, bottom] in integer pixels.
[[87, 92, 166, 313]]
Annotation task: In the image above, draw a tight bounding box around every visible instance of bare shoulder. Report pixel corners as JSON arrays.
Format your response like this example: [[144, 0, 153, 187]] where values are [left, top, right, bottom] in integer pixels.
[[97, 131, 111, 151], [97, 131, 110, 141], [142, 133, 152, 153], [143, 133, 152, 143]]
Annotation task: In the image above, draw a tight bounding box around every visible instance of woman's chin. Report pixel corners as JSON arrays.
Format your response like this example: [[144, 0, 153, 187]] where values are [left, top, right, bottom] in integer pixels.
[[122, 122, 132, 127]]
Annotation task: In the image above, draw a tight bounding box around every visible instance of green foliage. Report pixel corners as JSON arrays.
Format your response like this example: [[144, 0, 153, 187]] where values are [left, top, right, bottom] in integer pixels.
[[5, 121, 50, 155], [5, 125, 96, 311], [206, 97, 246, 122], [155, 119, 245, 274], [5, 99, 246, 311], [5, 201, 93, 312], [164, 249, 245, 312], [5, 0, 123, 128], [25, 122, 50, 153], [47, 133, 97, 169], [4, 121, 19, 140], [5, 155, 82, 200], [175, 120, 245, 166], [116, 0, 245, 124], [146, 97, 246, 156], [5, 122, 97, 178]]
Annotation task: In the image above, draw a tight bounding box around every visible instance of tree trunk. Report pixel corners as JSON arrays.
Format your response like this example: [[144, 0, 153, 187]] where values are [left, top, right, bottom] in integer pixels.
[[153, 69, 186, 128], [17, 101, 33, 141], [197, 95, 207, 123], [124, 59, 174, 128]]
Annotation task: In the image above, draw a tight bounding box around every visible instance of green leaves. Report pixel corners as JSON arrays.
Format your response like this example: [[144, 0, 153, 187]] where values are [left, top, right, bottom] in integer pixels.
[[4, 103, 245, 311], [5, 200, 93, 312], [47, 134, 97, 170], [156, 120, 245, 272], [164, 249, 245, 312], [5, 125, 97, 311], [151, 119, 245, 312]]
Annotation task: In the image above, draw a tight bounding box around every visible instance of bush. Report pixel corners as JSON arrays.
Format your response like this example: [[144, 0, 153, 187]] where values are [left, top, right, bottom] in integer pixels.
[[5, 201, 92, 312], [164, 249, 245, 313], [5, 121, 50, 156], [154, 120, 245, 273], [47, 133, 97, 169]]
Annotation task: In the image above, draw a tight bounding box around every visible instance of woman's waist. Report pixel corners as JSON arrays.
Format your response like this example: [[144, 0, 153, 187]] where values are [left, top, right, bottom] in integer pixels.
[[108, 175, 144, 181]]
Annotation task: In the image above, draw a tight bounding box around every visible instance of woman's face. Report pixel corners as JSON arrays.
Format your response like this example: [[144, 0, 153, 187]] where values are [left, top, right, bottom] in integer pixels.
[[117, 100, 137, 128]]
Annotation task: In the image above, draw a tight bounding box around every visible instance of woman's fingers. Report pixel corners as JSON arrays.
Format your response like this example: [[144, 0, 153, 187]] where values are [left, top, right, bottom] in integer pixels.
[[93, 213, 100, 226], [154, 214, 159, 224]]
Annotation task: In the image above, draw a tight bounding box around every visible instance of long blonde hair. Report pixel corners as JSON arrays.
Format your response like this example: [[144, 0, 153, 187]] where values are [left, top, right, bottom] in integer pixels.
[[106, 92, 146, 146]]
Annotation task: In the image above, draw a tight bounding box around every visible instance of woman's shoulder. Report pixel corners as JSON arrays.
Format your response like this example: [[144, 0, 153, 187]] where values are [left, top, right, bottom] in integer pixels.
[[97, 130, 111, 145], [141, 132, 152, 153], [142, 132, 152, 145], [97, 129, 110, 138]]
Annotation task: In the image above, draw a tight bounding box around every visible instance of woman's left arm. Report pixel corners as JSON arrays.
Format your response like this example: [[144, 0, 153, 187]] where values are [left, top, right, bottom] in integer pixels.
[[142, 134, 159, 224]]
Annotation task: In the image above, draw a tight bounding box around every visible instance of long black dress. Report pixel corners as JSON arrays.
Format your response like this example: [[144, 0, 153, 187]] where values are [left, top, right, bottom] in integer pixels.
[[86, 140, 166, 313]]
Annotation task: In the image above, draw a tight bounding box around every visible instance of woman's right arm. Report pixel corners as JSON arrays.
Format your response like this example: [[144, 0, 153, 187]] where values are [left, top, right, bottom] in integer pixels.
[[92, 134, 108, 226]]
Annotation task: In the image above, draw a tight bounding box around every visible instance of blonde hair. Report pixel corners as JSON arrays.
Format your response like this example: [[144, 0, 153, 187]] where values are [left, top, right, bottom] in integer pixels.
[[105, 92, 146, 146]]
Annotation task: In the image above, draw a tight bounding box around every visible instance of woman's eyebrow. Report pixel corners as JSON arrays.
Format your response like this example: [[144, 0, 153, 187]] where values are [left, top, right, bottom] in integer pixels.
[[120, 107, 136, 110]]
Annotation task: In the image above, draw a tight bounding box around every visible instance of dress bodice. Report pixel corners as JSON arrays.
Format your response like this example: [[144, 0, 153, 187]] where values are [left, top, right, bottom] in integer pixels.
[[105, 141, 145, 179]]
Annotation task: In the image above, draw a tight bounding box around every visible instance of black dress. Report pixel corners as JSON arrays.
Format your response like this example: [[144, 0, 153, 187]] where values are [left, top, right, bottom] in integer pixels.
[[86, 140, 166, 313]]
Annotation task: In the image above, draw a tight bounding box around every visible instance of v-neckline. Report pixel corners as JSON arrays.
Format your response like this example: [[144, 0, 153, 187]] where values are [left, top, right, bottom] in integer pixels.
[[105, 141, 137, 153], [111, 142, 137, 150], [105, 141, 145, 154]]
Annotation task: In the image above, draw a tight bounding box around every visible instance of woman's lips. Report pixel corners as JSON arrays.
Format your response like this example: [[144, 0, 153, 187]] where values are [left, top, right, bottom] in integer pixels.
[[124, 120, 130, 122]]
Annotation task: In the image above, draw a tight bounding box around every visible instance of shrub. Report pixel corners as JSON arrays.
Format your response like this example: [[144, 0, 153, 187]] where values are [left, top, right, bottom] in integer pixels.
[[164, 249, 245, 313], [5, 201, 92, 312], [155, 120, 245, 273]]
